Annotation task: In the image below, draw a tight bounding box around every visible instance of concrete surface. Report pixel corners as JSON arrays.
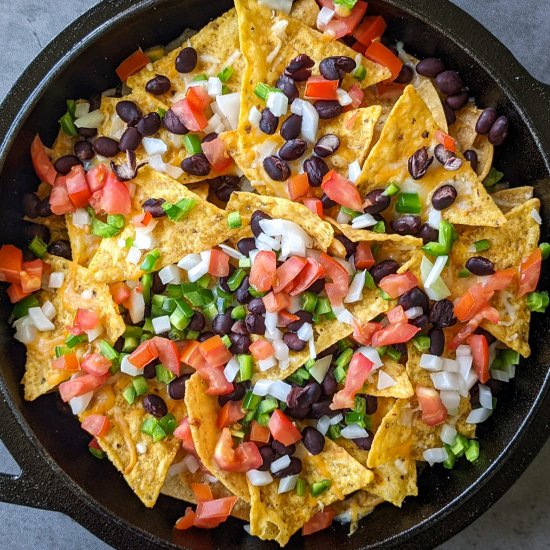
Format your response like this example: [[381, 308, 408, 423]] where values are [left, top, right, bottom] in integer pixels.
[[0, 1, 549, 548]]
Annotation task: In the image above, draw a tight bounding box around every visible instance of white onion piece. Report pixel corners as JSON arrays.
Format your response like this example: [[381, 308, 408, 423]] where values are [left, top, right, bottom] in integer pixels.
[[223, 357, 240, 383], [466, 407, 492, 424], [28, 307, 55, 331], [74, 109, 104, 129], [491, 368, 511, 382], [420, 255, 451, 300], [333, 305, 355, 325], [317, 415, 331, 436], [249, 106, 262, 127], [405, 306, 423, 320], [69, 391, 93, 415], [336, 210, 351, 224], [308, 337, 316, 360], [419, 354, 443, 371], [265, 311, 279, 335], [219, 244, 243, 260], [158, 265, 182, 285], [465, 369, 479, 391], [136, 442, 147, 455], [269, 380, 292, 402], [133, 231, 157, 250], [440, 423, 457, 445], [309, 355, 333, 383], [478, 384, 493, 409], [531, 208, 542, 224], [456, 345, 471, 357], [178, 253, 202, 271], [72, 208, 91, 227], [278, 474, 299, 494], [247, 469, 273, 486], [142, 137, 168, 156], [184, 454, 200, 473], [428, 208, 442, 229], [74, 102, 90, 118], [252, 379, 273, 396], [297, 322, 313, 342], [86, 325, 103, 342], [258, 0, 292, 12], [348, 160, 361, 183], [204, 113, 225, 135], [430, 371, 461, 391], [341, 424, 369, 439], [291, 97, 305, 116], [270, 455, 291, 474], [256, 232, 281, 251], [423, 447, 449, 466], [13, 322, 37, 345], [207, 77, 223, 97], [330, 413, 343, 425], [152, 315, 171, 334], [216, 92, 241, 130], [351, 213, 377, 229], [457, 354, 473, 380], [336, 88, 353, 106], [287, 295, 302, 314], [126, 246, 142, 265], [442, 358, 459, 373], [440, 390, 460, 415], [317, 6, 335, 29], [147, 154, 166, 172], [267, 91, 288, 117], [259, 356, 277, 372], [273, 339, 289, 361], [344, 270, 366, 303], [48, 271, 65, 289], [121, 354, 142, 377], [187, 254, 210, 282], [165, 164, 183, 179], [168, 460, 187, 477], [128, 289, 145, 324], [354, 346, 381, 368], [41, 301, 56, 320], [299, 100, 320, 143], [424, 255, 448, 289], [377, 370, 396, 390]]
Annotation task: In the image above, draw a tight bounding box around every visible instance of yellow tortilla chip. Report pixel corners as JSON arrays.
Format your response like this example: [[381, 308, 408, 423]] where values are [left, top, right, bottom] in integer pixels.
[[491, 186, 534, 213], [364, 359, 414, 399], [331, 490, 384, 535], [87, 166, 235, 283], [22, 255, 126, 401], [357, 86, 506, 228], [65, 215, 101, 267]]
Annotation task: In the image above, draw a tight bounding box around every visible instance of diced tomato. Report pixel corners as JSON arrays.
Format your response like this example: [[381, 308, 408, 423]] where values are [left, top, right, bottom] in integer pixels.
[[49, 180, 75, 215], [86, 164, 110, 193], [197, 364, 234, 395], [485, 268, 515, 291], [52, 352, 81, 373], [352, 40, 366, 54], [214, 427, 263, 472], [331, 352, 374, 409], [448, 307, 499, 350], [100, 175, 131, 215], [22, 259, 46, 279], [7, 284, 31, 304], [172, 98, 208, 132], [58, 373, 109, 402], [250, 250, 276, 292], [352, 320, 383, 345], [109, 281, 131, 304], [319, 0, 368, 38], [198, 335, 233, 368], [31, 135, 57, 185], [416, 386, 447, 426], [81, 353, 111, 376], [208, 248, 230, 278], [387, 305, 408, 325], [276, 310, 299, 329], [467, 334, 490, 384], [128, 339, 159, 368], [289, 258, 324, 296], [273, 256, 307, 293], [180, 340, 206, 370], [435, 130, 457, 153], [347, 84, 364, 108], [303, 509, 335, 536], [249, 420, 271, 445], [69, 308, 100, 335], [116, 49, 150, 81], [174, 417, 196, 455], [371, 322, 420, 347], [304, 76, 339, 101], [19, 271, 41, 294], [186, 86, 211, 111], [321, 170, 363, 211], [194, 496, 238, 528], [319, 253, 350, 304], [518, 248, 542, 297], [217, 400, 245, 429], [81, 414, 110, 438], [354, 242, 375, 270], [88, 437, 102, 451], [262, 291, 291, 313], [269, 409, 302, 446], [0, 244, 23, 284], [353, 15, 387, 46], [287, 173, 310, 201], [132, 211, 153, 228], [302, 197, 324, 218], [202, 138, 233, 173], [378, 272, 419, 299], [175, 507, 197, 531], [66, 165, 91, 208], [249, 339, 275, 360], [365, 41, 403, 81], [454, 283, 494, 322], [151, 336, 181, 375], [191, 483, 213, 502]]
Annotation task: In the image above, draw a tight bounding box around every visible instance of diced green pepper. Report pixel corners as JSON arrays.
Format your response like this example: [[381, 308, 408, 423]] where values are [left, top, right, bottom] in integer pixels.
[[29, 236, 48, 258], [352, 65, 366, 81], [238, 354, 253, 381], [539, 242, 550, 261], [473, 239, 490, 252], [383, 182, 400, 196], [123, 384, 137, 404], [483, 167, 504, 188], [526, 291, 549, 313], [395, 192, 421, 214], [156, 364, 175, 384], [443, 445, 456, 469], [295, 478, 306, 496], [159, 413, 177, 435], [218, 66, 234, 83], [413, 334, 431, 352], [227, 268, 246, 291], [310, 479, 332, 497], [183, 134, 203, 155], [302, 291, 318, 313], [243, 390, 262, 411], [227, 211, 242, 228], [132, 376, 148, 396], [465, 439, 480, 462]]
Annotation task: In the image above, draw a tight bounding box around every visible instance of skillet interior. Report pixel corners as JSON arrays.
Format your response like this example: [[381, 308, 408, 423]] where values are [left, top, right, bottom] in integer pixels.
[[0, 0, 549, 548]]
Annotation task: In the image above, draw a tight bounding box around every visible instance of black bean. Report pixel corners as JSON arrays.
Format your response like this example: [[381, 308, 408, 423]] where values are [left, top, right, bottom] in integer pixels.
[[214, 184, 237, 203], [163, 108, 188, 135], [446, 91, 469, 111], [419, 223, 439, 244], [143, 394, 168, 418], [302, 426, 325, 455], [263, 155, 290, 181], [353, 432, 374, 451], [304, 155, 329, 187], [443, 103, 457, 126], [435, 70, 463, 95], [74, 140, 94, 161], [488, 116, 509, 146], [475, 107, 498, 135], [285, 54, 314, 80], [370, 259, 399, 284], [237, 237, 256, 256], [245, 313, 265, 335], [283, 332, 307, 351], [259, 108, 279, 135], [116, 100, 142, 125], [229, 333, 251, 354], [429, 299, 457, 329], [365, 395, 378, 415], [36, 197, 52, 217], [142, 198, 166, 218], [231, 320, 248, 335], [198, 331, 215, 342], [222, 175, 241, 187], [308, 398, 339, 419], [314, 100, 343, 119], [308, 277, 325, 294], [202, 132, 218, 144], [217, 383, 246, 406], [466, 256, 495, 276], [272, 440, 296, 456], [152, 272, 167, 295], [314, 134, 340, 158], [175, 47, 198, 73], [145, 75, 171, 95], [434, 144, 456, 165], [168, 374, 190, 400], [119, 126, 142, 152], [390, 215, 422, 236], [246, 299, 265, 317], [408, 146, 433, 179], [429, 328, 445, 356], [23, 193, 40, 218], [280, 114, 302, 140], [287, 310, 313, 332], [319, 56, 355, 81], [279, 138, 307, 161], [48, 239, 71, 260], [416, 58, 446, 78], [276, 75, 298, 103], [181, 153, 211, 176], [78, 127, 97, 138], [410, 314, 429, 332], [272, 457, 302, 478], [363, 189, 390, 214], [464, 149, 478, 172], [143, 361, 158, 379], [93, 136, 119, 157], [235, 275, 252, 304], [285, 404, 311, 419], [335, 234, 357, 259], [474, 327, 496, 345], [54, 155, 81, 175], [137, 112, 162, 136], [321, 368, 338, 396], [431, 184, 457, 210], [212, 312, 234, 335], [399, 287, 429, 313], [251, 210, 272, 237], [188, 311, 206, 332], [258, 445, 277, 471], [218, 265, 235, 293], [23, 222, 50, 243], [394, 64, 414, 84]]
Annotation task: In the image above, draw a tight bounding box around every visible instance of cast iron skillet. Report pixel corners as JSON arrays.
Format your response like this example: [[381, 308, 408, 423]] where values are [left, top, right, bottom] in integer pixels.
[[0, 0, 549, 548]]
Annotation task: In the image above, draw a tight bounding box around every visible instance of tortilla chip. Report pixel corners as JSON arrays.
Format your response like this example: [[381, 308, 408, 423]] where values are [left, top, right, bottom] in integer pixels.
[[65, 215, 101, 267], [87, 166, 235, 283], [331, 490, 384, 535], [226, 191, 334, 251], [356, 86, 506, 228], [365, 359, 414, 399], [248, 437, 373, 546], [491, 186, 534, 213], [22, 255, 126, 401]]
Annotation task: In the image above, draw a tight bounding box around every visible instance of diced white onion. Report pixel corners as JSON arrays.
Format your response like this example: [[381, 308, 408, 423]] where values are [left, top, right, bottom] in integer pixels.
[[440, 423, 457, 445], [297, 322, 313, 342], [348, 160, 361, 183], [183, 454, 200, 473], [120, 354, 142, 377], [299, 100, 320, 143], [269, 380, 292, 402], [126, 246, 142, 265], [317, 415, 331, 436], [72, 208, 91, 227], [216, 92, 241, 130], [178, 253, 202, 271], [74, 102, 90, 118], [133, 231, 157, 251], [147, 154, 166, 172], [405, 306, 423, 320], [28, 306, 55, 331], [531, 208, 542, 224], [207, 77, 223, 97], [246, 469, 273, 486], [41, 301, 56, 321], [265, 311, 279, 335], [491, 368, 511, 382], [252, 379, 273, 396], [351, 213, 377, 229], [187, 257, 210, 282], [341, 424, 369, 439], [478, 384, 493, 410], [465, 369, 479, 391], [423, 447, 448, 466], [266, 39, 282, 64], [270, 455, 291, 474], [219, 244, 244, 260], [336, 88, 353, 107], [344, 270, 366, 303], [167, 460, 187, 477], [419, 353, 443, 371], [142, 137, 168, 156], [273, 339, 289, 361], [74, 109, 104, 129], [256, 232, 281, 251], [457, 354, 473, 380], [355, 346, 382, 369], [424, 255, 448, 289], [330, 413, 343, 425], [158, 265, 182, 285], [308, 337, 316, 360], [259, 356, 277, 372], [428, 209, 442, 229], [128, 289, 145, 324], [377, 370, 396, 390], [440, 390, 460, 415], [249, 106, 262, 127], [442, 358, 459, 373], [456, 345, 471, 357], [165, 164, 184, 179], [420, 255, 451, 300], [430, 371, 461, 391], [48, 271, 65, 289], [466, 407, 492, 424], [85, 324, 103, 342], [13, 321, 37, 345], [266, 91, 288, 117], [258, 0, 293, 13], [317, 6, 335, 29], [309, 355, 332, 383], [152, 315, 171, 334], [223, 357, 240, 383], [69, 391, 93, 415], [336, 210, 351, 224], [278, 474, 299, 494]]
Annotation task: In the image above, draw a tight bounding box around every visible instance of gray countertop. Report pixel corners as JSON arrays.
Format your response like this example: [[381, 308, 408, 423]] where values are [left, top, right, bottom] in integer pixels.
[[1, 1, 549, 548]]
